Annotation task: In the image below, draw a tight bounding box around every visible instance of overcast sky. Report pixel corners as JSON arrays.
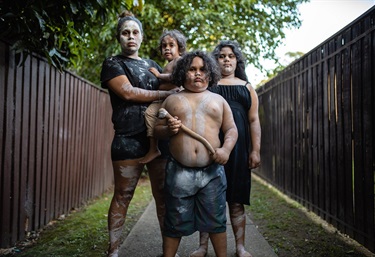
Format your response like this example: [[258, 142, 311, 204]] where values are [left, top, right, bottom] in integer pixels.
[[247, 0, 375, 86]]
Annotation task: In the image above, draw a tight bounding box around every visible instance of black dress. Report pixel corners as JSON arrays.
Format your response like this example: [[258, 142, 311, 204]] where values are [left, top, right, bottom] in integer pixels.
[[209, 84, 252, 205]]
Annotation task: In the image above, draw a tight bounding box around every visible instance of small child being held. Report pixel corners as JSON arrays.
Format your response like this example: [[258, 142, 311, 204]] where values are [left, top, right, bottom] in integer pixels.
[[139, 29, 187, 164]]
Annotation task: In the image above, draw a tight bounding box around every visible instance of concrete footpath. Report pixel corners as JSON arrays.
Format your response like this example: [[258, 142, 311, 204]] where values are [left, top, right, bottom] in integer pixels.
[[118, 200, 278, 257]]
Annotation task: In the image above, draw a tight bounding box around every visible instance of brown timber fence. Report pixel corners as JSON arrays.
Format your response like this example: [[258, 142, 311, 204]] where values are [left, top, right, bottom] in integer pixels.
[[255, 6, 375, 252], [0, 41, 114, 247]]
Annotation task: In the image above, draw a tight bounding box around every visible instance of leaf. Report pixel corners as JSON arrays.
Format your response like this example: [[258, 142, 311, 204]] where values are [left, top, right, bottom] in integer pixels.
[[33, 10, 46, 31], [124, 0, 134, 10], [49, 48, 57, 57], [69, 2, 79, 14]]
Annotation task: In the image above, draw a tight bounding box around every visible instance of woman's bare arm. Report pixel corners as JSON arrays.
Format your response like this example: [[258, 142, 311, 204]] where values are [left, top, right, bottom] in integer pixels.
[[106, 75, 175, 103], [247, 84, 261, 168]]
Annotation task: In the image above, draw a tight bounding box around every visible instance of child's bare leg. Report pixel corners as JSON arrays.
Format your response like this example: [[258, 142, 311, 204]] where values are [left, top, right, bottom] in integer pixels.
[[209, 232, 227, 257], [163, 236, 181, 257], [139, 137, 161, 164], [190, 232, 209, 257]]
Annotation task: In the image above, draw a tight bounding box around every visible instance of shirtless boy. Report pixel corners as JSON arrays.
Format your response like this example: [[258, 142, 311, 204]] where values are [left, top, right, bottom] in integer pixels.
[[140, 29, 186, 163], [154, 50, 238, 257]]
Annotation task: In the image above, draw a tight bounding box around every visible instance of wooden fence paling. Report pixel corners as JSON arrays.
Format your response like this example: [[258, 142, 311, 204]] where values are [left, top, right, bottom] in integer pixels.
[[0, 40, 4, 245], [0, 42, 114, 247], [13, 53, 22, 242], [256, 6, 375, 252], [363, 15, 375, 248], [4, 46, 15, 247]]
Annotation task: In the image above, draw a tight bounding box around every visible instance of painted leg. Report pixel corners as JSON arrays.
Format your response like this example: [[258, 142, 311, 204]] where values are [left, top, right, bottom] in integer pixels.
[[147, 158, 167, 233], [229, 203, 252, 257], [190, 232, 209, 257], [209, 232, 227, 257], [107, 160, 143, 257], [149, 159, 182, 257], [163, 236, 181, 257]]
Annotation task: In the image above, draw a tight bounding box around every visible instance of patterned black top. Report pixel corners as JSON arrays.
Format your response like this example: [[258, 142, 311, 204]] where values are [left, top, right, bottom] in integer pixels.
[[101, 55, 162, 136]]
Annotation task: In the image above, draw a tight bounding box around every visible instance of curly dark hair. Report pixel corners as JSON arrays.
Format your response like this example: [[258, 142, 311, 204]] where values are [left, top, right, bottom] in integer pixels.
[[211, 40, 248, 81], [171, 50, 221, 88], [158, 29, 187, 56]]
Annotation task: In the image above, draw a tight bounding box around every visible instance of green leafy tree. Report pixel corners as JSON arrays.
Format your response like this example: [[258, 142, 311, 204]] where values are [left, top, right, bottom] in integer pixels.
[[78, 0, 309, 84], [0, 0, 141, 70], [1, 0, 308, 85]]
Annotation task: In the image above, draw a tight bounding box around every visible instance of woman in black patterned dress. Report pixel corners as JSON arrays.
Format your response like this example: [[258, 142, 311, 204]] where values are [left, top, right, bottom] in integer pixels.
[[191, 41, 261, 257]]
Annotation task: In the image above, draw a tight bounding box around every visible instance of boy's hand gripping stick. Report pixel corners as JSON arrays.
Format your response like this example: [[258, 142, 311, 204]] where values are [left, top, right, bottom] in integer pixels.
[[158, 108, 215, 155]]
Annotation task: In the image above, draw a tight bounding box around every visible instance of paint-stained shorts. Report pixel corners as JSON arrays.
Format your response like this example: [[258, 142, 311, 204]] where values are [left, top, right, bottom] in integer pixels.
[[163, 158, 227, 238], [111, 130, 169, 161]]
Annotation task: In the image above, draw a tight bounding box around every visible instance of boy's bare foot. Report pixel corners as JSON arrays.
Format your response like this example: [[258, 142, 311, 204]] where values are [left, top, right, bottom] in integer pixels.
[[236, 248, 252, 257], [107, 248, 119, 257], [189, 247, 207, 257], [139, 149, 161, 164]]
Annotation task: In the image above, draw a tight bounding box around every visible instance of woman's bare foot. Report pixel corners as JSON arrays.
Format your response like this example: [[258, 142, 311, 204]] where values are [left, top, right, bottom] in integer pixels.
[[189, 247, 207, 257], [139, 149, 161, 164]]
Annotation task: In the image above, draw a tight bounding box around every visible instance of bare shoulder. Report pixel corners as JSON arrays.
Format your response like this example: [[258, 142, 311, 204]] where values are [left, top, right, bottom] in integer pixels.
[[208, 90, 226, 102], [245, 83, 259, 100], [171, 56, 181, 64], [163, 91, 181, 106], [245, 82, 255, 93], [164, 57, 181, 72]]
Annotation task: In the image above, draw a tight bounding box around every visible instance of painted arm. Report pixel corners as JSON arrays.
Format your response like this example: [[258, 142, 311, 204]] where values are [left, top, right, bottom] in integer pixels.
[[106, 75, 177, 103], [247, 84, 261, 169]]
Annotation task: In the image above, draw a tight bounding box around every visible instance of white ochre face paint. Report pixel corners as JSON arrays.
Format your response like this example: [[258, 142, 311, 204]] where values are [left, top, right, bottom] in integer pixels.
[[119, 20, 143, 55]]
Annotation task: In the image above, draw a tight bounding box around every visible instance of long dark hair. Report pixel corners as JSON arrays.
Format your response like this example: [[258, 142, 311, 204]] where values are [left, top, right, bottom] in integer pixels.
[[212, 40, 248, 81]]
